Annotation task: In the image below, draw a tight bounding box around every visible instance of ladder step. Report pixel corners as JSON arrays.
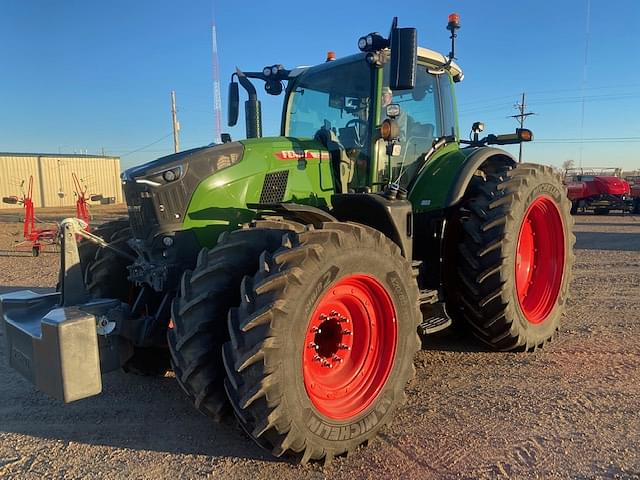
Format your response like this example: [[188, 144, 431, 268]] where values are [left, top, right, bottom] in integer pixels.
[[418, 316, 452, 335], [419, 289, 439, 305]]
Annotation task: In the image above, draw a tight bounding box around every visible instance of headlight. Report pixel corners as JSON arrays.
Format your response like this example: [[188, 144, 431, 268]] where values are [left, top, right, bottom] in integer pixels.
[[162, 169, 178, 182]]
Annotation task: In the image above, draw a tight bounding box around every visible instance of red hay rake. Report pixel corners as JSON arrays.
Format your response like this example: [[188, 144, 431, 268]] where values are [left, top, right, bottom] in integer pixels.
[[2, 174, 97, 256]]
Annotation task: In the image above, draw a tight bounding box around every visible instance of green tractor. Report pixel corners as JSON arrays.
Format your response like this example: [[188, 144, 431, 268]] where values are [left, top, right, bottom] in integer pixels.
[[1, 16, 574, 464]]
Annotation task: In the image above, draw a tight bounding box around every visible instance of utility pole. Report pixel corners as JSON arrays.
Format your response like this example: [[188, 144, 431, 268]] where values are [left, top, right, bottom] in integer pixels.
[[510, 92, 535, 162], [171, 90, 180, 153]]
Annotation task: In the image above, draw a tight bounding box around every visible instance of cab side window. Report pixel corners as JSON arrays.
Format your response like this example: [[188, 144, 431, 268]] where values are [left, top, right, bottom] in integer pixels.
[[438, 73, 457, 138], [380, 66, 441, 186]]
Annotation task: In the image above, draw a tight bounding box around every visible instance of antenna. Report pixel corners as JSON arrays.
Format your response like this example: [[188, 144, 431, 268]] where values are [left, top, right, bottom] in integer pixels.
[[211, 4, 223, 144]]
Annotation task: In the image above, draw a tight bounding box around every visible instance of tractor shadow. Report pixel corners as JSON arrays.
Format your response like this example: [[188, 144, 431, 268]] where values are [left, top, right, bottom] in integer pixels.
[[573, 231, 640, 252], [0, 357, 290, 463], [420, 329, 492, 353], [576, 222, 640, 228], [0, 285, 55, 294], [0, 249, 60, 258]]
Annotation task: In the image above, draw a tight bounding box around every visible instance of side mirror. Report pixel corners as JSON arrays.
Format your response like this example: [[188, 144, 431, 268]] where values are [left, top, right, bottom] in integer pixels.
[[2, 196, 18, 205], [228, 81, 239, 127], [389, 27, 417, 90], [90, 194, 103, 202]]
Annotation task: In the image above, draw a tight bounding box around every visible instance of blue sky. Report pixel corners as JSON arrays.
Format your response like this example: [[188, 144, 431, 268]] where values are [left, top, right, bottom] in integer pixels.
[[1, 0, 639, 171]]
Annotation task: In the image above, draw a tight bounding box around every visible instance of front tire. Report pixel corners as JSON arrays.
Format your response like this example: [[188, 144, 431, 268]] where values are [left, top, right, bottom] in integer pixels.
[[448, 163, 575, 351], [167, 220, 301, 420], [222, 222, 421, 463]]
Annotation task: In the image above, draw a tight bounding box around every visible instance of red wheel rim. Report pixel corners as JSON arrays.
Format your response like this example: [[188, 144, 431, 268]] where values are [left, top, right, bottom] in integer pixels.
[[303, 274, 397, 420], [515, 195, 565, 324]]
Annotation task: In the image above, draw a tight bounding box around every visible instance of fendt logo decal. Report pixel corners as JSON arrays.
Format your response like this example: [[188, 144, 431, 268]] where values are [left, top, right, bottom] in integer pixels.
[[274, 150, 330, 161]]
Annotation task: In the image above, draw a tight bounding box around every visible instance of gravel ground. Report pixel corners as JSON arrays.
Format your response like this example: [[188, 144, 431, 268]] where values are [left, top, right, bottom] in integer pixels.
[[0, 214, 639, 479]]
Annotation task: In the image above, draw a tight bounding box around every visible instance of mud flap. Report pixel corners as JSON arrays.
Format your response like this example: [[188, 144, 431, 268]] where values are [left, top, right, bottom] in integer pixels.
[[1, 290, 114, 403]]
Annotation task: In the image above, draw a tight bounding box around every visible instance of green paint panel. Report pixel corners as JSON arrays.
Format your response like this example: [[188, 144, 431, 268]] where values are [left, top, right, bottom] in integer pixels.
[[408, 143, 473, 213], [183, 136, 335, 248]]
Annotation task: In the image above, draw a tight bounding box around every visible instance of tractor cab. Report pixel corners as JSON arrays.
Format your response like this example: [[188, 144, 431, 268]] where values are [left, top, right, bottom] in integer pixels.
[[280, 49, 462, 191], [228, 18, 463, 194]]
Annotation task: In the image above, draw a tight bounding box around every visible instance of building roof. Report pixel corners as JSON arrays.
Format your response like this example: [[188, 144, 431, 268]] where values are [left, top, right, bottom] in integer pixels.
[[0, 152, 120, 160]]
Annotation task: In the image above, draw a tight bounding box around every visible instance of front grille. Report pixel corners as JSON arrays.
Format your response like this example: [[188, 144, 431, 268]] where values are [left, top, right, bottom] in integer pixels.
[[260, 170, 289, 204], [123, 181, 158, 240], [155, 182, 189, 223]]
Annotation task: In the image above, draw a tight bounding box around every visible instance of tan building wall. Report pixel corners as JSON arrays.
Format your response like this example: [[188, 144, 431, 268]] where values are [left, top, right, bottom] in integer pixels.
[[0, 153, 123, 209]]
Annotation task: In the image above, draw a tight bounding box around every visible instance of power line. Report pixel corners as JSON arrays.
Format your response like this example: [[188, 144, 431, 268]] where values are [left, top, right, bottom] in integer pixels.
[[120, 133, 173, 157]]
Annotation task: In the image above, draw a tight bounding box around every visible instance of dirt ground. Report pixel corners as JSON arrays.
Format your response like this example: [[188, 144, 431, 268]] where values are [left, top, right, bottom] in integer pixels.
[[0, 214, 639, 479]]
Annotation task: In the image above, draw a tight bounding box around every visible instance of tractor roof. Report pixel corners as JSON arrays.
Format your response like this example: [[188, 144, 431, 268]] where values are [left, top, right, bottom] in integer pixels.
[[417, 47, 463, 79], [289, 47, 463, 81]]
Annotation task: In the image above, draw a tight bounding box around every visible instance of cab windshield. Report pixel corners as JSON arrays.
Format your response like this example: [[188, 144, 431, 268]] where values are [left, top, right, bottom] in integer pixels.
[[285, 57, 372, 139]]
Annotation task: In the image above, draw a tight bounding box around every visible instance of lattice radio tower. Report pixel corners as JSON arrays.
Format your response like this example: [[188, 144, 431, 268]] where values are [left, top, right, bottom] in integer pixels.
[[211, 14, 222, 144]]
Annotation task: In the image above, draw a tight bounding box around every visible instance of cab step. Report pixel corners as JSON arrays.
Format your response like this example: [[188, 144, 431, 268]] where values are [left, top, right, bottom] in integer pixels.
[[418, 315, 452, 335]]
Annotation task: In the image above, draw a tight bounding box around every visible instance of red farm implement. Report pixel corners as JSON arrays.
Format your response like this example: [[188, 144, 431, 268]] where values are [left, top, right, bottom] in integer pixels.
[[564, 167, 633, 214], [624, 175, 640, 214], [2, 176, 58, 256], [1, 174, 98, 256]]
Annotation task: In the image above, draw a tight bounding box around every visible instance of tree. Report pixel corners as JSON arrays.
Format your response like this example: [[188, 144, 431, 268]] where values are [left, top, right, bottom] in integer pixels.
[[561, 159, 575, 174]]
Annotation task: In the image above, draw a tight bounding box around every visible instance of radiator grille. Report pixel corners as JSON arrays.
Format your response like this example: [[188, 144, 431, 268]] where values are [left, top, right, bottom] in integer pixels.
[[259, 170, 289, 204]]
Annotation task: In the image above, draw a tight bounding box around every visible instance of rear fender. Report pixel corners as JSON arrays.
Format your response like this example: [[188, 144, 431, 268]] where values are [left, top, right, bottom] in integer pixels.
[[445, 147, 516, 207], [408, 145, 515, 213]]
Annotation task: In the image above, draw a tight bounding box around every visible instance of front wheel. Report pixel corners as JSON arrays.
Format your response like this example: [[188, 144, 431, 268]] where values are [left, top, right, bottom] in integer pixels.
[[222, 222, 421, 464], [448, 163, 575, 351]]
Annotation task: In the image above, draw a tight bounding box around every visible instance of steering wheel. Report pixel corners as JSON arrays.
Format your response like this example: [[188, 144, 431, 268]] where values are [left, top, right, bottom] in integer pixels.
[[344, 118, 369, 147], [345, 118, 368, 129]]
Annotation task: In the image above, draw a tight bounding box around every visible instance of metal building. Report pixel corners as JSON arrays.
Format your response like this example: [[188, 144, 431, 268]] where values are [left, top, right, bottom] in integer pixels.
[[0, 153, 123, 209]]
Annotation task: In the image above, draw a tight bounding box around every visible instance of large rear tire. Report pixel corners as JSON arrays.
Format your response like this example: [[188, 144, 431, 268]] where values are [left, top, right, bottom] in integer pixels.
[[84, 224, 170, 376], [167, 220, 302, 420], [447, 163, 575, 351], [222, 222, 421, 463]]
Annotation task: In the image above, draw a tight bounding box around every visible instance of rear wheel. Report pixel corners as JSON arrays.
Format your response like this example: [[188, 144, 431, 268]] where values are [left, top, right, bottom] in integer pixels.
[[633, 199, 640, 214], [167, 220, 301, 420], [594, 207, 610, 215], [447, 163, 575, 351], [222, 222, 420, 463]]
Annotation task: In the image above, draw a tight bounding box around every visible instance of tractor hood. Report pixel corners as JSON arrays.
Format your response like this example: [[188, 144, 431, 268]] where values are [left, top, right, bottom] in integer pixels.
[[594, 176, 630, 195], [121, 142, 245, 241]]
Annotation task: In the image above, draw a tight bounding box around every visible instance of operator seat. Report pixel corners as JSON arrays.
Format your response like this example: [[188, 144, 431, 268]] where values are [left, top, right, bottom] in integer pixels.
[[314, 126, 354, 193]]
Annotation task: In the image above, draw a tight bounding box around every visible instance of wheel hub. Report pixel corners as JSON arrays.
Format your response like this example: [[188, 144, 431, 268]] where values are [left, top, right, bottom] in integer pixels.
[[308, 310, 352, 368]]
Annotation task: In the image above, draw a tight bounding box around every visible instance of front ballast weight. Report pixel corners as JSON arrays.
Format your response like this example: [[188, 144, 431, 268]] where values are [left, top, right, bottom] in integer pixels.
[[0, 218, 134, 402]]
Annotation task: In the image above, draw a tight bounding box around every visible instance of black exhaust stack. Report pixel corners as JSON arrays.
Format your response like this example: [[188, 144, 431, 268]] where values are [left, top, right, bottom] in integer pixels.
[[228, 69, 262, 139]]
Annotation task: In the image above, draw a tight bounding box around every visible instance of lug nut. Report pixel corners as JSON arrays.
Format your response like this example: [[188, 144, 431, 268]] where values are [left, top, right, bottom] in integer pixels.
[[341, 329, 352, 335]]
